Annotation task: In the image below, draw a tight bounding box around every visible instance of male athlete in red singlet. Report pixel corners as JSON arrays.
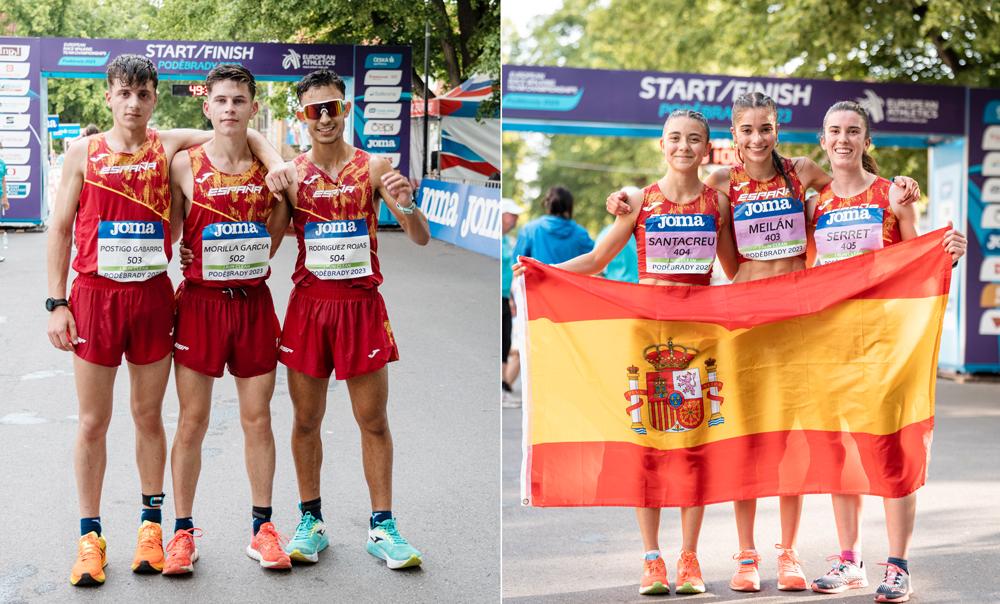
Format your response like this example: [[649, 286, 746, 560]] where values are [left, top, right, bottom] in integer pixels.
[[272, 69, 431, 570], [45, 55, 293, 587], [162, 64, 291, 576]]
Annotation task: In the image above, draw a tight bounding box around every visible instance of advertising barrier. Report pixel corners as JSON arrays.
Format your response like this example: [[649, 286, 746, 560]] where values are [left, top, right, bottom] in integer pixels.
[[417, 178, 500, 258]]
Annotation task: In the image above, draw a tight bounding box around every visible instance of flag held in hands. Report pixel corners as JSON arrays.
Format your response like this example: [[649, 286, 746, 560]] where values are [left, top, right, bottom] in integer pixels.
[[516, 229, 952, 508]]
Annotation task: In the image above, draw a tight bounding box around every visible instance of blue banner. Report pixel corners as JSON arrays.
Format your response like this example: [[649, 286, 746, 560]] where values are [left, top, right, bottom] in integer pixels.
[[416, 179, 500, 259]]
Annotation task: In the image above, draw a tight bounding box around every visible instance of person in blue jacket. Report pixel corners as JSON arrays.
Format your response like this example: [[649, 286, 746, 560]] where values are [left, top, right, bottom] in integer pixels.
[[514, 186, 594, 264]]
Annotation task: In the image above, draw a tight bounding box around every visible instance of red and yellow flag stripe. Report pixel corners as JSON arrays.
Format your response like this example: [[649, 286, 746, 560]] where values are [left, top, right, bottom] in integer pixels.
[[517, 229, 951, 507]]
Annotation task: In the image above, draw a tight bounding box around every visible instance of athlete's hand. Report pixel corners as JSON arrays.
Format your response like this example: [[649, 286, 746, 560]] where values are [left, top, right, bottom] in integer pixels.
[[382, 170, 414, 207], [942, 221, 967, 263], [265, 161, 297, 195], [47, 306, 78, 351], [606, 190, 631, 216], [179, 242, 194, 268], [512, 262, 527, 277], [891, 176, 921, 205], [1, 195, 9, 212]]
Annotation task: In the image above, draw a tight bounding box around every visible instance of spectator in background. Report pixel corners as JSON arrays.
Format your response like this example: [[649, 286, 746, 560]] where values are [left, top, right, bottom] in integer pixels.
[[83, 124, 100, 136], [513, 186, 594, 265], [595, 220, 639, 283], [501, 198, 525, 408]]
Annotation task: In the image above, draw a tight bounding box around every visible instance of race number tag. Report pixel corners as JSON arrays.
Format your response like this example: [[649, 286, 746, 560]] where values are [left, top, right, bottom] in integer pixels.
[[96, 220, 167, 282], [304, 219, 374, 280], [814, 207, 884, 265], [201, 221, 271, 281], [644, 213, 717, 274], [732, 196, 806, 260]]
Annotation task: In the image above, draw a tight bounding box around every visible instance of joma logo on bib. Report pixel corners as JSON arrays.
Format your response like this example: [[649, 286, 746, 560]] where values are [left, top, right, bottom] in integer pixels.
[[316, 221, 358, 235], [655, 214, 706, 228], [212, 222, 261, 237], [207, 184, 264, 196], [743, 198, 793, 217], [827, 208, 874, 224], [109, 222, 156, 236], [99, 161, 158, 175]]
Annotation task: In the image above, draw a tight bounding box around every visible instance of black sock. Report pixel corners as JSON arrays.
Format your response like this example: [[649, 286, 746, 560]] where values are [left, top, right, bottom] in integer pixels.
[[300, 497, 323, 522], [80, 517, 102, 536], [887, 557, 908, 574], [141, 493, 164, 524], [175, 517, 194, 533], [502, 381, 512, 393], [252, 506, 273, 534], [370, 510, 393, 529]]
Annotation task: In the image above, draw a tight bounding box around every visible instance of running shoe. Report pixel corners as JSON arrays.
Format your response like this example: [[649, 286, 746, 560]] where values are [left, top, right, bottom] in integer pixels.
[[639, 555, 669, 595], [729, 549, 761, 592], [811, 554, 868, 593], [246, 522, 292, 570], [366, 518, 423, 569], [162, 528, 202, 575], [502, 390, 521, 409], [775, 544, 807, 591], [874, 562, 912, 603], [675, 550, 705, 594], [285, 511, 329, 563], [131, 520, 164, 573], [70, 532, 107, 586]]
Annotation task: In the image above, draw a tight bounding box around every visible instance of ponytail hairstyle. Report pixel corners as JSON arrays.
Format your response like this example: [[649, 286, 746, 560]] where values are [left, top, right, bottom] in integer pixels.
[[823, 100, 879, 175], [542, 186, 574, 218], [732, 92, 794, 194]]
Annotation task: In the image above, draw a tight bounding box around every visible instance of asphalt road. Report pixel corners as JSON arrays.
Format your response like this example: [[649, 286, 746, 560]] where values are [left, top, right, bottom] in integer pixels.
[[502, 379, 1000, 603], [0, 228, 500, 602]]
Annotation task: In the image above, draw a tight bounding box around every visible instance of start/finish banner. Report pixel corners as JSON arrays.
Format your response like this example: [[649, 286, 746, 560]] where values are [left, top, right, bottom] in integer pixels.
[[502, 65, 966, 137]]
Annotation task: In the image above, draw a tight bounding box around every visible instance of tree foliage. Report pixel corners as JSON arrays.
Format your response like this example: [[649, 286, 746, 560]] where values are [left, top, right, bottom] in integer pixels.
[[504, 0, 996, 233]]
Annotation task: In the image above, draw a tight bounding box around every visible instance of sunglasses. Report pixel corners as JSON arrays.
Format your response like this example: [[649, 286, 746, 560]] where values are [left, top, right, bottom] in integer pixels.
[[300, 99, 348, 119]]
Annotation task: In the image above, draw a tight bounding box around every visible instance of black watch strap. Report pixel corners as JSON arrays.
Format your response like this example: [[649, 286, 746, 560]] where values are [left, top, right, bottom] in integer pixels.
[[46, 298, 68, 312]]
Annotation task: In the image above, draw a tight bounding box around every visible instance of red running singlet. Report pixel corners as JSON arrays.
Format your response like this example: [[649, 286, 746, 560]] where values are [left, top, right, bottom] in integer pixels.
[[634, 182, 722, 286]]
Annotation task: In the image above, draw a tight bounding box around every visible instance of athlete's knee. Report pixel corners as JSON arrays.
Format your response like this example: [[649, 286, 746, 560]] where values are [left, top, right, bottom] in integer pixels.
[[240, 407, 273, 438], [132, 405, 165, 435], [78, 411, 112, 441], [175, 411, 210, 444], [355, 411, 390, 437]]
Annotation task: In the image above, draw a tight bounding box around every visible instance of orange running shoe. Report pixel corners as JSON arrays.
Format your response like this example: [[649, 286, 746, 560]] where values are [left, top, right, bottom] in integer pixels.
[[163, 528, 203, 576], [639, 555, 669, 595], [70, 532, 108, 586], [131, 520, 164, 573], [246, 522, 292, 570], [676, 550, 706, 594], [775, 544, 807, 591], [729, 549, 761, 592]]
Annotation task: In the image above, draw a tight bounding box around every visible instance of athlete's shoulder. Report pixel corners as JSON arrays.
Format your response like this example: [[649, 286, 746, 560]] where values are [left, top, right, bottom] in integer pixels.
[[63, 133, 91, 173]]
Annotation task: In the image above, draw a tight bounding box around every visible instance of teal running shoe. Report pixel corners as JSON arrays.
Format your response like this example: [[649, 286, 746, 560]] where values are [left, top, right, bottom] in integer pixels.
[[284, 512, 329, 563], [366, 518, 422, 569]]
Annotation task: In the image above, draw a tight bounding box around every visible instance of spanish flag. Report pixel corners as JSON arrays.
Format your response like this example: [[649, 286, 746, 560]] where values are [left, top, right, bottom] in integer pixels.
[[516, 228, 951, 508]]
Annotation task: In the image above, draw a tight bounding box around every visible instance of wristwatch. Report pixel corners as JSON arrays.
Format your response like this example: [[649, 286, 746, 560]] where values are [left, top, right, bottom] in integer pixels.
[[45, 298, 69, 312]]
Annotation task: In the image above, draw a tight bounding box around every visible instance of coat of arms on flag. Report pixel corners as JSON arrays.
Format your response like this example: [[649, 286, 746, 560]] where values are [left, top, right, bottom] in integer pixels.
[[624, 338, 725, 434]]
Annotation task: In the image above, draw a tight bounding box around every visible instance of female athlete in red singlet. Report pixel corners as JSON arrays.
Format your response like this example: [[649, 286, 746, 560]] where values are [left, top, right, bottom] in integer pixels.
[[518, 110, 737, 596], [805, 101, 966, 603]]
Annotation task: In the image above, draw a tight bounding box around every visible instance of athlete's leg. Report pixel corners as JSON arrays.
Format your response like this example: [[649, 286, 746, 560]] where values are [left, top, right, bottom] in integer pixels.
[[831, 494, 863, 551], [734, 498, 756, 550], [170, 364, 215, 518], [730, 498, 761, 592], [779, 495, 803, 548], [235, 370, 277, 507], [346, 366, 392, 510], [127, 354, 170, 497], [883, 493, 916, 559], [680, 505, 704, 552], [74, 356, 118, 517], [635, 508, 661, 552], [288, 367, 328, 502]]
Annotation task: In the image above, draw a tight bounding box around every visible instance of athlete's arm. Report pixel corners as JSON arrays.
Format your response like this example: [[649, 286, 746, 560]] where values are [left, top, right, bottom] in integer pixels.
[[45, 140, 87, 351], [168, 150, 192, 245], [715, 192, 738, 280], [159, 128, 213, 159], [556, 214, 636, 276], [372, 157, 430, 246], [705, 167, 731, 197], [245, 130, 297, 195], [605, 187, 633, 216], [890, 187, 919, 241], [792, 157, 832, 193], [266, 191, 292, 258]]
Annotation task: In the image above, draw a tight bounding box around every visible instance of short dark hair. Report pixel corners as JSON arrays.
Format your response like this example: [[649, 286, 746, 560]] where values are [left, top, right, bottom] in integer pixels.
[[205, 63, 257, 98], [106, 54, 158, 90], [295, 69, 346, 100], [542, 186, 574, 218]]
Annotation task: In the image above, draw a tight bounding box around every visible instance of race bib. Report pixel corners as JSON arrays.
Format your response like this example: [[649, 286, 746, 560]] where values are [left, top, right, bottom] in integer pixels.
[[814, 207, 884, 265], [644, 213, 717, 274], [96, 220, 167, 282], [304, 219, 374, 280], [201, 221, 271, 281], [733, 197, 806, 260]]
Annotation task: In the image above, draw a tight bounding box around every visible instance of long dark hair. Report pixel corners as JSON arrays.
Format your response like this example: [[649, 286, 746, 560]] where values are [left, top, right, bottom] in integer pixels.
[[732, 92, 794, 194], [823, 100, 879, 175], [542, 186, 574, 218]]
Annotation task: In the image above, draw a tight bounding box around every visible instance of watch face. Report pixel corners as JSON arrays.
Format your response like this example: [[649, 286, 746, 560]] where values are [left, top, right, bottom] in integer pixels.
[[45, 298, 54, 312]]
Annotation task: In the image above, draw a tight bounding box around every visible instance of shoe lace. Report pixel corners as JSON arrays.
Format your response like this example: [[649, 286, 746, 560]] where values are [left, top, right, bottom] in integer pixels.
[[79, 536, 102, 562], [678, 551, 699, 577], [644, 556, 666, 577], [293, 513, 318, 541], [166, 528, 202, 554], [732, 549, 760, 570], [878, 562, 905, 587], [823, 554, 845, 575], [775, 544, 802, 571], [257, 523, 288, 555], [137, 523, 162, 553], [378, 519, 410, 546]]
